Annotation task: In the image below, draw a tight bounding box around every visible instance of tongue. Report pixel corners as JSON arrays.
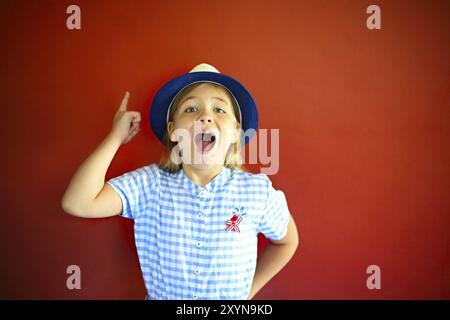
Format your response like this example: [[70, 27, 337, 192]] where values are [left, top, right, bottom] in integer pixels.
[[201, 140, 214, 152]]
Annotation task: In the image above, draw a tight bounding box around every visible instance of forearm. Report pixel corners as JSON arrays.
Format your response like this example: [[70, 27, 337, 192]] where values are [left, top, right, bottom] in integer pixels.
[[62, 132, 122, 212], [248, 242, 298, 299]]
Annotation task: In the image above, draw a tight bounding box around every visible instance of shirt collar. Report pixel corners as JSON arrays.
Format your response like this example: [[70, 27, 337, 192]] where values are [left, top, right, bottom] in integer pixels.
[[177, 166, 232, 195]]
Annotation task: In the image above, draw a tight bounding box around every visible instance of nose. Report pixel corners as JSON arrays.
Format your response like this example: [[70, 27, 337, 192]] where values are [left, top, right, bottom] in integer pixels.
[[198, 110, 213, 124]]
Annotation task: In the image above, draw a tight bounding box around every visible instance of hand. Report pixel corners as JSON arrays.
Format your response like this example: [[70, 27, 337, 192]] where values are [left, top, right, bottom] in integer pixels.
[[111, 92, 141, 145]]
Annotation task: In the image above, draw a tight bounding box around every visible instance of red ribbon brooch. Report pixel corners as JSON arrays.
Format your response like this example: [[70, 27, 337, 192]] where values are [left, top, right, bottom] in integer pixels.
[[226, 206, 246, 233]]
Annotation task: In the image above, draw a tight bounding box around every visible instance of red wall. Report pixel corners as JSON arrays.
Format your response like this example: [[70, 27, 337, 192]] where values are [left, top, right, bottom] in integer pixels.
[[0, 0, 449, 299]]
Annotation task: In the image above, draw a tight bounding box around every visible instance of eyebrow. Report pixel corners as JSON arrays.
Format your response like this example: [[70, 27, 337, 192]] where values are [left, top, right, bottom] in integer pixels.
[[180, 96, 229, 105]]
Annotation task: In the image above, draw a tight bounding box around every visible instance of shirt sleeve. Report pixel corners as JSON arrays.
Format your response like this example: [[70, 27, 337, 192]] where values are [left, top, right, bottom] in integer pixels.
[[105, 164, 159, 220], [256, 175, 291, 240]]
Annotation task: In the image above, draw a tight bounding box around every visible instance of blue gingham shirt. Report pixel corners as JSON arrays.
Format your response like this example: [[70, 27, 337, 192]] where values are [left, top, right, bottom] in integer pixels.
[[106, 164, 291, 300]]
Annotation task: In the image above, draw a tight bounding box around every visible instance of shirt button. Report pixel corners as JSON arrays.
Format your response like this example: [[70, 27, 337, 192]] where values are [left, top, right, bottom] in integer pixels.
[[194, 269, 200, 275], [193, 295, 198, 299], [197, 213, 202, 218], [196, 241, 201, 247]]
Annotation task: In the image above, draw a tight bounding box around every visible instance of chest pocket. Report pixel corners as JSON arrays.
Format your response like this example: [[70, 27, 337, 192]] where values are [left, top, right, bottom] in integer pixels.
[[208, 205, 258, 247], [206, 204, 259, 296]]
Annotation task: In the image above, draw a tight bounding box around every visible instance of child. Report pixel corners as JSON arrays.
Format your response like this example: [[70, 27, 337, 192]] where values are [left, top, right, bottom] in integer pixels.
[[62, 63, 299, 300]]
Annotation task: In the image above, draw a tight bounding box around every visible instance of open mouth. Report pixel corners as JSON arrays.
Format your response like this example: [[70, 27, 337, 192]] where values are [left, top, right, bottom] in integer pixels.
[[194, 131, 217, 154]]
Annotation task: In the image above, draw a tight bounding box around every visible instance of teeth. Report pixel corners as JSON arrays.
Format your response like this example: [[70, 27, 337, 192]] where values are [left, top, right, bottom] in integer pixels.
[[195, 131, 217, 146], [202, 132, 215, 142]]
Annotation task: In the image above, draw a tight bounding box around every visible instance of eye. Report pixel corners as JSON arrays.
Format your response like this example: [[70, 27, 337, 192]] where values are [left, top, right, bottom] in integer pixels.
[[214, 107, 226, 114], [185, 106, 198, 113]]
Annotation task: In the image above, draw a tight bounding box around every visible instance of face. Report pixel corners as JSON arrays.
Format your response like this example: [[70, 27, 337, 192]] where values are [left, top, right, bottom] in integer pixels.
[[167, 83, 240, 170]]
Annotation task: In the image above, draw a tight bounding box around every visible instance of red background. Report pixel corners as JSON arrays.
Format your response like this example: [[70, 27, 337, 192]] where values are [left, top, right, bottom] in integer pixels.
[[0, 0, 449, 299]]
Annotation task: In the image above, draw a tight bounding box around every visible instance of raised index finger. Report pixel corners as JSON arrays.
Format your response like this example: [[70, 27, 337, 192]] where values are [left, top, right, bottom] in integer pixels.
[[118, 91, 130, 112]]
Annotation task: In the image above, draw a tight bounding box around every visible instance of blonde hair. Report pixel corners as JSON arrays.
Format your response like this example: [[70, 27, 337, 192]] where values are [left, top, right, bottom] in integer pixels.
[[158, 82, 244, 173]]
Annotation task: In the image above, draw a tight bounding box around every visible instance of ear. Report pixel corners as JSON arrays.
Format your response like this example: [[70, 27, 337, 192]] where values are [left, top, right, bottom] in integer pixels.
[[167, 121, 177, 142], [230, 122, 241, 144]]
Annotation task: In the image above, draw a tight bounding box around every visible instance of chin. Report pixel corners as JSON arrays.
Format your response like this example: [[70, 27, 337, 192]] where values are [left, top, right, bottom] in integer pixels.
[[187, 154, 225, 169]]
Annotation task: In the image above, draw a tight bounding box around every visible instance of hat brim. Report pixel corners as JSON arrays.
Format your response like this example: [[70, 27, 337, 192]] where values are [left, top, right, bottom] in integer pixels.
[[150, 72, 258, 145]]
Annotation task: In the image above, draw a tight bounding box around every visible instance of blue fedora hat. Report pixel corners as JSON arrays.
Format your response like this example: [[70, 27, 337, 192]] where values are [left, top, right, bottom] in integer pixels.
[[149, 63, 258, 145]]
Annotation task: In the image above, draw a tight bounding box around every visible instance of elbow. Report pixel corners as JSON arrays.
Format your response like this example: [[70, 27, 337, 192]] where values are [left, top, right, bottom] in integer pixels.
[[292, 229, 300, 252], [294, 230, 300, 248], [294, 236, 300, 252], [288, 234, 300, 258], [286, 228, 300, 253], [288, 234, 300, 252], [61, 195, 97, 218], [61, 198, 75, 216], [61, 196, 81, 217], [290, 216, 300, 249]]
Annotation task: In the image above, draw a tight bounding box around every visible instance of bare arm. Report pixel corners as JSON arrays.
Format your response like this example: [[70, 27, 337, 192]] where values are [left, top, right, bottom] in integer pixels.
[[61, 92, 141, 218], [247, 215, 299, 299]]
